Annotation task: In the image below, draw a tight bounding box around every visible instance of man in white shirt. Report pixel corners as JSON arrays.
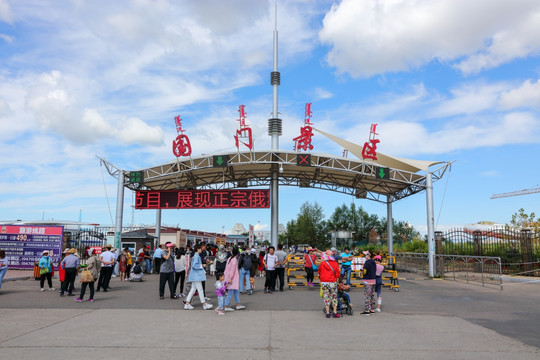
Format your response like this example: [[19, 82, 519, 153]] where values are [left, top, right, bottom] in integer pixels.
[[274, 244, 288, 292], [262, 246, 278, 294], [97, 245, 115, 292]]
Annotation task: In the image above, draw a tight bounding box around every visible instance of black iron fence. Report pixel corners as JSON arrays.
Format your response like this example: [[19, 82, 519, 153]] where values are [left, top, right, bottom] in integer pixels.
[[436, 228, 540, 276]]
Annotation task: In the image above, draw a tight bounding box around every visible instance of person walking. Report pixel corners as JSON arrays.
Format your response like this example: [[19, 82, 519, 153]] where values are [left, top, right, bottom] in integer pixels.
[[223, 247, 246, 311], [238, 247, 252, 295], [97, 245, 114, 292], [304, 247, 318, 287], [0, 250, 7, 291], [75, 248, 100, 302], [153, 244, 163, 274], [248, 248, 259, 294], [125, 249, 133, 281], [274, 243, 288, 292], [262, 246, 278, 294], [38, 250, 55, 291], [159, 242, 177, 299], [174, 248, 187, 297], [319, 250, 341, 318], [118, 248, 128, 282], [183, 244, 213, 310], [361, 250, 377, 315], [60, 248, 79, 296], [374, 255, 384, 312], [258, 250, 265, 277], [214, 272, 227, 315]]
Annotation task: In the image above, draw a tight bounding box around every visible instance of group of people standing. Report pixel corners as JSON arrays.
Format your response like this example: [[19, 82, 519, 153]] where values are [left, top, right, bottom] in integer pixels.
[[305, 247, 385, 317], [35, 244, 134, 303]]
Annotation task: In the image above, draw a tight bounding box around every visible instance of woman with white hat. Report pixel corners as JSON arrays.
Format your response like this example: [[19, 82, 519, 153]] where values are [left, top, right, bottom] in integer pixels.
[[38, 250, 55, 292]]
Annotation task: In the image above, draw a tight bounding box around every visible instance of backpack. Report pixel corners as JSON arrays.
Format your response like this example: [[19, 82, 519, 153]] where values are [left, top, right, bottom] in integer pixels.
[[133, 264, 142, 274], [240, 253, 252, 270]]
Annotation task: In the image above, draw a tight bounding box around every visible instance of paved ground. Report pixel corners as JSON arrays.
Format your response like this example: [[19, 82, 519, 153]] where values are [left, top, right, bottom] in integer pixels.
[[1, 271, 539, 359]]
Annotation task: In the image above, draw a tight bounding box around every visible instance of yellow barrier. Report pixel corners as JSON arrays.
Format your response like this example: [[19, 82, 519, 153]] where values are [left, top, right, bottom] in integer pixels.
[[286, 254, 399, 291]]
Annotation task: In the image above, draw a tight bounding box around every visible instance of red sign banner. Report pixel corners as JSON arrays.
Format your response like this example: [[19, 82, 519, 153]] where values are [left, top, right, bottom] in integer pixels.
[[135, 189, 270, 209]]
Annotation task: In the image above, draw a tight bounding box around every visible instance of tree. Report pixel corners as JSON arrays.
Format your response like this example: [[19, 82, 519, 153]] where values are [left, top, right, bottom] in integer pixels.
[[284, 202, 330, 249], [508, 208, 540, 231]]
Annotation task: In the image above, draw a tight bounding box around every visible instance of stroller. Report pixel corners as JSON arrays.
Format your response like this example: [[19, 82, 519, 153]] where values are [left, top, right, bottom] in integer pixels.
[[337, 287, 354, 316]]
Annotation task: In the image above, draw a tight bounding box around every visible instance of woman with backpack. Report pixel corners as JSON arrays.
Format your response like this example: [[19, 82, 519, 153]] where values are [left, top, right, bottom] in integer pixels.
[[249, 248, 259, 294], [238, 247, 252, 294]]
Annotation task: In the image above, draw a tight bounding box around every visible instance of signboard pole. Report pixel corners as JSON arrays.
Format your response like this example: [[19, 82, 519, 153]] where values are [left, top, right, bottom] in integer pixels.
[[155, 209, 161, 249], [426, 172, 435, 277], [115, 170, 125, 251], [387, 197, 394, 256]]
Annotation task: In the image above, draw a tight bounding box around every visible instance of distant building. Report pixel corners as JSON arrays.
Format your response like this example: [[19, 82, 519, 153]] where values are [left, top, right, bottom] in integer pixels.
[[231, 223, 247, 235]]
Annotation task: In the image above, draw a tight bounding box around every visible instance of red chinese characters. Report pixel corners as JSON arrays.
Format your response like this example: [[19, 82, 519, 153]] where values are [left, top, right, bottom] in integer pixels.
[[172, 115, 192, 157], [234, 105, 253, 150], [362, 123, 380, 161], [293, 103, 315, 151], [135, 190, 270, 209]]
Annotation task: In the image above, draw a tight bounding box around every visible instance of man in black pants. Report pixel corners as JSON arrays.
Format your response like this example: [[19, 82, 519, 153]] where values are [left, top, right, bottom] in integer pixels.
[[158, 242, 176, 299], [274, 244, 288, 292], [60, 248, 79, 296], [97, 245, 114, 292]]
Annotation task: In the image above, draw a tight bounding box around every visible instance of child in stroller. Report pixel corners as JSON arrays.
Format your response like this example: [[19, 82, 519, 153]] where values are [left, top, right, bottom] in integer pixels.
[[337, 277, 353, 316]]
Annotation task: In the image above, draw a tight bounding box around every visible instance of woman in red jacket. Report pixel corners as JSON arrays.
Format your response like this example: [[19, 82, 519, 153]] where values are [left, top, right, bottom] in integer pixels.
[[318, 250, 341, 318]]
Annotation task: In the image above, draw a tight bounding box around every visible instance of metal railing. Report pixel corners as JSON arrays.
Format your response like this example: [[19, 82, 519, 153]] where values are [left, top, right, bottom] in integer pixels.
[[395, 252, 503, 291], [394, 252, 429, 275], [436, 254, 503, 291]]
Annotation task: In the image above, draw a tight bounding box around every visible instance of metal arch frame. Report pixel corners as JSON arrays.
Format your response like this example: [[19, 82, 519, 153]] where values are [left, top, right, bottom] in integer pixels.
[[98, 151, 452, 204]]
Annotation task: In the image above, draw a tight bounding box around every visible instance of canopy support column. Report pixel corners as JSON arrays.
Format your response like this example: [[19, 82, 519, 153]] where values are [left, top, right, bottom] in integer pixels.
[[155, 209, 162, 249], [270, 171, 279, 248], [114, 171, 125, 251], [387, 197, 394, 256], [426, 172, 435, 277]]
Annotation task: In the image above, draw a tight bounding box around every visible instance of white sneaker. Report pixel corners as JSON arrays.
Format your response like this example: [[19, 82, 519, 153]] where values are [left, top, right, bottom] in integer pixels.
[[111, 275, 117, 278], [203, 303, 213, 310], [179, 293, 186, 298], [184, 304, 194, 310], [224, 307, 235, 312], [40, 288, 45, 291], [49, 288, 55, 291], [375, 308, 381, 312], [236, 305, 246, 310]]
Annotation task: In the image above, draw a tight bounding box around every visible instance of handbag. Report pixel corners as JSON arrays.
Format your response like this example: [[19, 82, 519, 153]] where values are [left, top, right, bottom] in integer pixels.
[[307, 254, 318, 271], [80, 269, 94, 283], [39, 267, 49, 275]]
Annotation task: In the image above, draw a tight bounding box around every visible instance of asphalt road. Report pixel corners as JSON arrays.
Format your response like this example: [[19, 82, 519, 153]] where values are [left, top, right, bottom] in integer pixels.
[[1, 273, 539, 359]]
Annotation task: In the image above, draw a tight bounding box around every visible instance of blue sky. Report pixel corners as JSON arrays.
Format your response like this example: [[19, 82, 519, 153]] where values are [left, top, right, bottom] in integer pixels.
[[1, 0, 540, 235]]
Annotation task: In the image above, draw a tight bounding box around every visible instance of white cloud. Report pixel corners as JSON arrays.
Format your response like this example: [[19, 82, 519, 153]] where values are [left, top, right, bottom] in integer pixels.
[[116, 117, 164, 145], [0, 0, 12, 23], [0, 97, 12, 117], [499, 78, 540, 109], [319, 0, 540, 77], [314, 87, 334, 100], [0, 33, 12, 42]]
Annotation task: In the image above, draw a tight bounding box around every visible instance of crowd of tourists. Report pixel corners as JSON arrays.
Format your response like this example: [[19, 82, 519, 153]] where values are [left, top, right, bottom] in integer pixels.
[[4, 242, 386, 318]]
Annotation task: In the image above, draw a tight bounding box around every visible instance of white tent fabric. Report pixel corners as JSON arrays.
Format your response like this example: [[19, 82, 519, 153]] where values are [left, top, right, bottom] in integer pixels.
[[314, 128, 443, 173]]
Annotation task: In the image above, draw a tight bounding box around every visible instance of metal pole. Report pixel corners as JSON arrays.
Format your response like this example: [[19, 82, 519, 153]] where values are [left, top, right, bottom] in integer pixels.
[[155, 209, 162, 249], [387, 196, 393, 256], [114, 171, 125, 251], [426, 171, 435, 277], [269, 2, 280, 249]]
